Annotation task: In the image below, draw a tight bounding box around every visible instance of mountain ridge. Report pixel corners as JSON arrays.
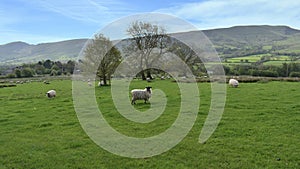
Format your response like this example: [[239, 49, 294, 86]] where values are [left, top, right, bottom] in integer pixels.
[[1, 25, 300, 64]]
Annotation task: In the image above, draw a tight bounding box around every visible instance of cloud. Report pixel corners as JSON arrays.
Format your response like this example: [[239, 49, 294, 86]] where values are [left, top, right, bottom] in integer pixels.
[[156, 0, 300, 30], [33, 0, 132, 24]]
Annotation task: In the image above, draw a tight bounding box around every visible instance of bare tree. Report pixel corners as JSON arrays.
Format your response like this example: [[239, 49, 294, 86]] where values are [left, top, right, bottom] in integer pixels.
[[82, 34, 121, 85], [126, 21, 168, 80], [168, 39, 202, 76]]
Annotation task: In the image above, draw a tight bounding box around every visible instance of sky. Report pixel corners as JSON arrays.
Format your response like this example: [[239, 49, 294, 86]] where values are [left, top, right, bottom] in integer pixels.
[[1, 0, 300, 45]]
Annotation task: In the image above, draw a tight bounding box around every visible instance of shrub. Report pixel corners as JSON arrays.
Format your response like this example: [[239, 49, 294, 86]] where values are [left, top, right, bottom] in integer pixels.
[[50, 70, 58, 76], [6, 73, 16, 78], [21, 68, 34, 77], [251, 70, 279, 77], [289, 72, 300, 77], [14, 69, 21, 78]]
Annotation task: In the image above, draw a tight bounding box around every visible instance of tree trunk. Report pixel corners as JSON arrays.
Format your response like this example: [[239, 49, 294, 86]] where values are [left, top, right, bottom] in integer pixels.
[[103, 75, 107, 85], [146, 70, 153, 79], [141, 71, 146, 80]]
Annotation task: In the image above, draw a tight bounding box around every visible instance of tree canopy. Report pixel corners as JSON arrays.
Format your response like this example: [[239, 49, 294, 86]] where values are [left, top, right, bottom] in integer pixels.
[[82, 34, 121, 85]]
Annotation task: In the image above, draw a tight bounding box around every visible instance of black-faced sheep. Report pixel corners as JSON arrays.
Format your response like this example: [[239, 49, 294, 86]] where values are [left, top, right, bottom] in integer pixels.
[[46, 90, 56, 98], [131, 87, 152, 104], [229, 79, 239, 87]]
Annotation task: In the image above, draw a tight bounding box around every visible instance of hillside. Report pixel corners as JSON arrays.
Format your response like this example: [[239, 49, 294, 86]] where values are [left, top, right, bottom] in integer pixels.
[[203, 25, 299, 45], [203, 25, 300, 58], [0, 39, 87, 65], [1, 25, 300, 65]]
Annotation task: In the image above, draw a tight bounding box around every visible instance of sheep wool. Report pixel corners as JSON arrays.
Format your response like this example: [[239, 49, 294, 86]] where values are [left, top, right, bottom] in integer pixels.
[[131, 87, 152, 104], [46, 90, 56, 98], [229, 79, 239, 87]]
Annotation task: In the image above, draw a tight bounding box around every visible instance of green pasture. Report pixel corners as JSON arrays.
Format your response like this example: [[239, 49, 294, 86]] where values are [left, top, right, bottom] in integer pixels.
[[226, 55, 262, 63], [224, 54, 299, 66], [0, 79, 299, 168], [263, 60, 299, 66]]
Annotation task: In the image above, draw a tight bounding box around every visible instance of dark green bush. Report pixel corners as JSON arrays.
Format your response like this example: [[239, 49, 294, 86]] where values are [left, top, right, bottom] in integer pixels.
[[251, 70, 278, 77], [289, 72, 300, 77]]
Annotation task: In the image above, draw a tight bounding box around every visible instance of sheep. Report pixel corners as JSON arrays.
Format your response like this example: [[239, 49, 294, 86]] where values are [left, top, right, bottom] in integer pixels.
[[146, 77, 152, 82], [98, 80, 104, 87], [229, 79, 239, 87], [46, 90, 56, 98], [131, 87, 152, 104]]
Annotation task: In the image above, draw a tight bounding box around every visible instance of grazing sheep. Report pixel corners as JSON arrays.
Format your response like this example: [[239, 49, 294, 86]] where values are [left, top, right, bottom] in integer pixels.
[[229, 79, 239, 87], [46, 90, 56, 98], [88, 81, 92, 86], [98, 80, 104, 86], [146, 77, 152, 82], [131, 87, 152, 104]]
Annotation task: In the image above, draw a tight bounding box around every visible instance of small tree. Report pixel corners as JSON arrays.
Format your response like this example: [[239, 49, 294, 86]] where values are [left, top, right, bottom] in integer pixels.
[[65, 60, 75, 74], [167, 39, 202, 76], [43, 59, 53, 69], [21, 67, 34, 77], [83, 34, 121, 85], [14, 68, 21, 78], [34, 64, 45, 75], [50, 69, 58, 76], [51, 64, 60, 71]]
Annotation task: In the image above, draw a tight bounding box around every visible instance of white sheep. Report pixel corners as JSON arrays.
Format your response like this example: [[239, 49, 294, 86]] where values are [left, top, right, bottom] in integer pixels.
[[98, 80, 104, 86], [146, 77, 152, 82], [229, 79, 239, 87], [46, 90, 56, 98], [131, 87, 152, 104]]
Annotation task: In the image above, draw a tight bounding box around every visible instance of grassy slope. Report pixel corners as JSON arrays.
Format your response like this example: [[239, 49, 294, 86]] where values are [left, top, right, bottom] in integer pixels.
[[0, 80, 299, 168]]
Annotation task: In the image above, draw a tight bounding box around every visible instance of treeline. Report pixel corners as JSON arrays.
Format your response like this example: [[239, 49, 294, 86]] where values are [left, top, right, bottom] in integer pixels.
[[224, 62, 300, 77], [4, 59, 75, 78], [2, 59, 300, 79]]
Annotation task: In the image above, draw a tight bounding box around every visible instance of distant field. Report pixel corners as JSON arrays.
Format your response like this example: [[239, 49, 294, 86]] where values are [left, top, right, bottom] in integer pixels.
[[0, 79, 299, 168], [226, 55, 263, 63], [224, 54, 299, 66]]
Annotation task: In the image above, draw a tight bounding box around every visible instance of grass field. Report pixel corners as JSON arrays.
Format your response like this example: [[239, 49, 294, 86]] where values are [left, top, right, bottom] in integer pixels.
[[226, 55, 263, 63], [225, 55, 297, 65], [0, 79, 299, 168]]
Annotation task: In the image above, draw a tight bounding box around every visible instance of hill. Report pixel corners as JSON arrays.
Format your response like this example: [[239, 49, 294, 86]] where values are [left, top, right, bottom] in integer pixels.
[[202, 25, 300, 58], [203, 25, 300, 45], [0, 39, 87, 65], [1, 25, 300, 65]]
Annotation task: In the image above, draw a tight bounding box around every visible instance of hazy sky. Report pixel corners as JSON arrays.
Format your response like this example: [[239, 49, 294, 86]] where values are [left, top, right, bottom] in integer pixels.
[[1, 0, 300, 45]]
